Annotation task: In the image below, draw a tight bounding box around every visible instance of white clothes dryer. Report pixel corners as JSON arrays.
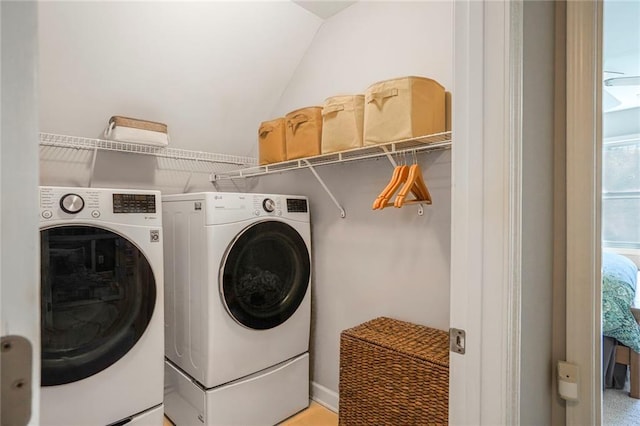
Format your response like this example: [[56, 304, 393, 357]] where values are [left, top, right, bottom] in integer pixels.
[[39, 186, 164, 426], [162, 192, 311, 426]]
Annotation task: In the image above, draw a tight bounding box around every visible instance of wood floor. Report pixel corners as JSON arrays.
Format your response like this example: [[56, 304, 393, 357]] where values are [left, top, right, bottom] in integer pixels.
[[163, 401, 337, 426], [279, 402, 338, 426]]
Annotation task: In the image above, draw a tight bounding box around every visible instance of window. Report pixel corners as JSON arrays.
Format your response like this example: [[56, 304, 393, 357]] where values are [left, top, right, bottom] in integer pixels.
[[602, 134, 640, 249], [602, 0, 640, 250]]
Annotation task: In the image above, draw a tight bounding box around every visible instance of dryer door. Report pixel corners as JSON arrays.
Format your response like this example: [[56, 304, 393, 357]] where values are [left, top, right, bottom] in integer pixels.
[[221, 220, 310, 330], [40, 225, 156, 386]]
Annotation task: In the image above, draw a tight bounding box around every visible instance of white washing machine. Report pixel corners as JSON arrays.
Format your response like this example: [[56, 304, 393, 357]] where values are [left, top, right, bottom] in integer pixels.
[[39, 186, 164, 426], [162, 192, 311, 426]]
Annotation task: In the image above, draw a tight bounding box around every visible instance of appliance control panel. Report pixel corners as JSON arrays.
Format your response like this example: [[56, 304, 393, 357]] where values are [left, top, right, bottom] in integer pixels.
[[251, 195, 308, 216], [39, 186, 161, 226], [202, 193, 309, 223], [250, 195, 308, 216], [252, 195, 283, 216]]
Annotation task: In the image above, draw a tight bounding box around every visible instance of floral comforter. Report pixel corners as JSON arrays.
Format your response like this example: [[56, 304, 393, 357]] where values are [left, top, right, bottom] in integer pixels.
[[602, 252, 640, 353]]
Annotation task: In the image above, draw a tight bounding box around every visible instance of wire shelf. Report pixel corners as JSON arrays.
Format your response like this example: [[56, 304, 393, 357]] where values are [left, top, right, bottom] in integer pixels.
[[210, 131, 452, 181], [39, 133, 257, 166]]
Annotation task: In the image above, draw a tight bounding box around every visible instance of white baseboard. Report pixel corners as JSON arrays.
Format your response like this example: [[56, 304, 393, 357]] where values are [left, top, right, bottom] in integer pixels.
[[310, 381, 339, 413]]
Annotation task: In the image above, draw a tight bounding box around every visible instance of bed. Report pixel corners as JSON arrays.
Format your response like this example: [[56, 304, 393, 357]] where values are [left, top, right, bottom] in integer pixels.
[[602, 251, 640, 397]]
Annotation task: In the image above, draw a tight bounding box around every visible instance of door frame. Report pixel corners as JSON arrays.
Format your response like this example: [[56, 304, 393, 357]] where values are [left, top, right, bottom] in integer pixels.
[[0, 2, 41, 424], [450, 0, 523, 424], [565, 0, 603, 424]]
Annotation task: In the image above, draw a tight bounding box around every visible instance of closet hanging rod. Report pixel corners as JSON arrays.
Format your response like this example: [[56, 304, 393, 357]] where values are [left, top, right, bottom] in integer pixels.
[[39, 132, 257, 166]]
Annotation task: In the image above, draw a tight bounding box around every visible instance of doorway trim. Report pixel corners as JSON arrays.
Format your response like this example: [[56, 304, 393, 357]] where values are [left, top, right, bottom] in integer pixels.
[[565, 0, 603, 424], [0, 2, 41, 424], [449, 0, 522, 424]]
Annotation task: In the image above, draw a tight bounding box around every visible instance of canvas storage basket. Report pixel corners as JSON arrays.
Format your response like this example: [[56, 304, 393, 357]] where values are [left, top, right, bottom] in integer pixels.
[[339, 317, 449, 425], [363, 76, 446, 145], [258, 117, 286, 165], [321, 95, 365, 154], [104, 116, 169, 147], [285, 106, 322, 160]]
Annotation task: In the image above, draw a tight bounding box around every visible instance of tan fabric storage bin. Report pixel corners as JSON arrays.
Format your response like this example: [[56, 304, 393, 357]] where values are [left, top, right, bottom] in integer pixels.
[[363, 76, 446, 145], [339, 317, 449, 425], [285, 106, 322, 160], [258, 118, 286, 165], [321, 95, 365, 154]]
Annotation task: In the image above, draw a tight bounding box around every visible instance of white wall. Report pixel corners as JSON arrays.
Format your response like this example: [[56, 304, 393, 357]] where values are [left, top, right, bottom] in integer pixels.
[[38, 1, 322, 155], [1, 2, 41, 424], [255, 1, 453, 409]]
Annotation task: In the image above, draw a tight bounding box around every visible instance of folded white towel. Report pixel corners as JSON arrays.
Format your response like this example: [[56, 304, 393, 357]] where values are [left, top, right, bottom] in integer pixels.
[[104, 118, 169, 147]]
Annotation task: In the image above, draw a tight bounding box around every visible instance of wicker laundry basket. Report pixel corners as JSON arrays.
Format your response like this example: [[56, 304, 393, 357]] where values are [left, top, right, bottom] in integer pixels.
[[339, 317, 449, 425]]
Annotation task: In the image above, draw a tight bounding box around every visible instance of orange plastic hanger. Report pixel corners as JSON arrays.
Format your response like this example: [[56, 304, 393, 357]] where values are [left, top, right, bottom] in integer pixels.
[[393, 163, 432, 208], [372, 164, 409, 209]]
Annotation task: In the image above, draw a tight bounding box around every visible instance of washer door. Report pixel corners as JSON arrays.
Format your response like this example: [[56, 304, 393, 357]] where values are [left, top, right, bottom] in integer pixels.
[[221, 221, 310, 330], [40, 225, 156, 386]]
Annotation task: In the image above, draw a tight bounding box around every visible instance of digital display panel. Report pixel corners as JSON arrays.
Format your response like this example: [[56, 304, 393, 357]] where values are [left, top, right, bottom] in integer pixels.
[[113, 194, 156, 214], [286, 198, 308, 213]]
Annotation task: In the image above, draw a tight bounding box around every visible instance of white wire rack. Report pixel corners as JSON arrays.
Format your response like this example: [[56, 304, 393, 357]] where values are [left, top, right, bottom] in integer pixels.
[[211, 131, 452, 218], [210, 131, 451, 181], [39, 133, 257, 166]]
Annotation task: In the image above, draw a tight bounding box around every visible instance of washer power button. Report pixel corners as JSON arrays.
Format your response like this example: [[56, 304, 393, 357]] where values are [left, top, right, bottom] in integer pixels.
[[91, 210, 101, 218], [42, 210, 52, 219]]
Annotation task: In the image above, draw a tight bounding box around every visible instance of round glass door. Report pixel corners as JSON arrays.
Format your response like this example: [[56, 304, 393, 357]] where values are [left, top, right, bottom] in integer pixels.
[[40, 225, 156, 386], [221, 221, 310, 330]]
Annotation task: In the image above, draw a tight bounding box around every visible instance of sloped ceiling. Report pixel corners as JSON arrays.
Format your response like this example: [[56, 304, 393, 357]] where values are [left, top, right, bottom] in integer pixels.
[[604, 0, 640, 77], [292, 1, 356, 19], [38, 1, 324, 156], [603, 0, 640, 112]]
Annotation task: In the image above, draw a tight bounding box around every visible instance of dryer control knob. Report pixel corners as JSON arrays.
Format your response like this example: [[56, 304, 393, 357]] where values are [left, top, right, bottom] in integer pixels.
[[60, 193, 85, 214], [262, 198, 276, 213]]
